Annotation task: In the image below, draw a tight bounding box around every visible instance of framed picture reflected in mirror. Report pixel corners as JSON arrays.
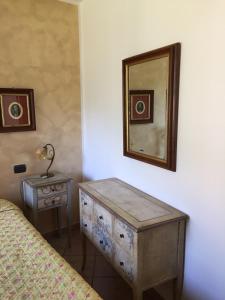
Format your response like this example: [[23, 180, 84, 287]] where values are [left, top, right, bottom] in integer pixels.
[[129, 90, 154, 124]]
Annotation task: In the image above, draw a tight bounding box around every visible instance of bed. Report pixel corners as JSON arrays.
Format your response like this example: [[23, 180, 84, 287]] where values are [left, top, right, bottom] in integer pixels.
[[0, 199, 102, 300]]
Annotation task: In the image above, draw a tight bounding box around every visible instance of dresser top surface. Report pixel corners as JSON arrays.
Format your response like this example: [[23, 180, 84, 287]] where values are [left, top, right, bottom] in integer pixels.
[[78, 178, 187, 231]]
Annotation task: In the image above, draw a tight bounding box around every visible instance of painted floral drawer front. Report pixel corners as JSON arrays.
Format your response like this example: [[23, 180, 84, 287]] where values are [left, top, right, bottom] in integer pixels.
[[114, 218, 137, 256], [80, 190, 136, 284], [37, 183, 67, 197], [114, 244, 135, 283], [79, 190, 93, 217], [81, 215, 93, 238], [38, 193, 67, 209], [92, 224, 113, 259], [93, 202, 112, 235]]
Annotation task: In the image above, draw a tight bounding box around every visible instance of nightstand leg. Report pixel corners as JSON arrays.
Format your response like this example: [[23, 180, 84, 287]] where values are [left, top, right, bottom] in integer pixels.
[[81, 233, 87, 271], [67, 180, 73, 248], [67, 205, 72, 247], [23, 203, 29, 219], [56, 207, 62, 237], [32, 210, 38, 229]]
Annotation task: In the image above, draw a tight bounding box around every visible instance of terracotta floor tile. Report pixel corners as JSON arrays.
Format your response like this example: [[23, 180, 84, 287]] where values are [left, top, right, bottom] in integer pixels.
[[45, 232, 67, 245], [46, 227, 164, 300], [64, 237, 96, 256], [93, 277, 132, 300], [94, 255, 118, 278], [82, 275, 93, 285], [64, 255, 95, 278], [44, 233, 67, 255]]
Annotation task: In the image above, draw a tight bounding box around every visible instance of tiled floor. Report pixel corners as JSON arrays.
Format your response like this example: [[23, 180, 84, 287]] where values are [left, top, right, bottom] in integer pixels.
[[45, 227, 164, 300]]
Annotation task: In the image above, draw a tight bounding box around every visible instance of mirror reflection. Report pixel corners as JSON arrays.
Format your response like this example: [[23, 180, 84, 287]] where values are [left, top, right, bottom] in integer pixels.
[[123, 43, 181, 171], [128, 55, 169, 160]]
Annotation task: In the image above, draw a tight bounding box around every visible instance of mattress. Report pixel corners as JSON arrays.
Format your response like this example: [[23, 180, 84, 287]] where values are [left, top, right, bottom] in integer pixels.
[[0, 199, 102, 300]]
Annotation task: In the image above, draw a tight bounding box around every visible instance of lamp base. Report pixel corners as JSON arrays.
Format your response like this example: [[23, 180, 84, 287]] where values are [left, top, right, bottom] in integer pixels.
[[40, 172, 54, 179]]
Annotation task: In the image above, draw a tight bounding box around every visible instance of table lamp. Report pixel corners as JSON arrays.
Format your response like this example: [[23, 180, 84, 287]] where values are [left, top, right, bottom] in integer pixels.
[[36, 143, 55, 178]]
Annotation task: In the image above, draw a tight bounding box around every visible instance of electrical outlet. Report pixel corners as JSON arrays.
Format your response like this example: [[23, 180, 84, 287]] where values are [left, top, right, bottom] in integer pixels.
[[14, 164, 27, 173]]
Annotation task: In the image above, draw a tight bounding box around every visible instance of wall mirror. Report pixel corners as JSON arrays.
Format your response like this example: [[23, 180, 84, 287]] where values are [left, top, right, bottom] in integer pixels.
[[123, 43, 181, 171]]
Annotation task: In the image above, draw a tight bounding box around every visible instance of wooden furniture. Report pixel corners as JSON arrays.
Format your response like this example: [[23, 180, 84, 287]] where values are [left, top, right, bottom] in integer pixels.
[[21, 173, 73, 245], [78, 178, 188, 300]]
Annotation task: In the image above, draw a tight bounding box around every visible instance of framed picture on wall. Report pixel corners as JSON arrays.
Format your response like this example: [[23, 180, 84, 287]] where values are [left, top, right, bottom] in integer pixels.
[[0, 88, 36, 133], [129, 90, 154, 124]]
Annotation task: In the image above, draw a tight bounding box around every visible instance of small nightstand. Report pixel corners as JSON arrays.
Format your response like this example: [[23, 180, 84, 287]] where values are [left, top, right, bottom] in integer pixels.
[[21, 173, 73, 246]]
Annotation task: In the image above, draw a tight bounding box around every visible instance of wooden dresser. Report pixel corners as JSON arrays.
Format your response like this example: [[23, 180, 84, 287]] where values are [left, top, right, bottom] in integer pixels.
[[78, 178, 188, 300]]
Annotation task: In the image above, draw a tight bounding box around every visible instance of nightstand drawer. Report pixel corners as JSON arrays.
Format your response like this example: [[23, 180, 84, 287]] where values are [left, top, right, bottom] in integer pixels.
[[37, 183, 67, 197], [38, 193, 67, 209]]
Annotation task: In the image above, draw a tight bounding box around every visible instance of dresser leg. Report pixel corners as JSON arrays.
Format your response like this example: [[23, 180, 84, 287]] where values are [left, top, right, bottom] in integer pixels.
[[81, 233, 87, 271], [133, 287, 143, 300], [173, 277, 183, 300], [173, 220, 186, 300]]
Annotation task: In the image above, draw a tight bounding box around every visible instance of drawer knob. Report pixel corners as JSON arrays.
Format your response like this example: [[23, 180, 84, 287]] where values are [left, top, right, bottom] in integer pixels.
[[120, 234, 124, 238], [99, 215, 103, 220], [99, 240, 103, 244], [84, 224, 87, 227], [84, 202, 88, 206], [120, 261, 124, 266]]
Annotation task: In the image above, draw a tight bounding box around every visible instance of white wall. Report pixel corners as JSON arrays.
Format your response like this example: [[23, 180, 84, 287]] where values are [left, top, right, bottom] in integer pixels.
[[79, 1, 225, 299]]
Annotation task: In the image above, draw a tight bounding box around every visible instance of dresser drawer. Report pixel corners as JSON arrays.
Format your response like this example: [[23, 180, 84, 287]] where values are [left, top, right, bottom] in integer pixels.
[[114, 218, 137, 256], [79, 190, 93, 216], [37, 183, 67, 197], [38, 193, 67, 209], [93, 202, 112, 235], [93, 224, 113, 259], [114, 245, 135, 283], [81, 215, 93, 238]]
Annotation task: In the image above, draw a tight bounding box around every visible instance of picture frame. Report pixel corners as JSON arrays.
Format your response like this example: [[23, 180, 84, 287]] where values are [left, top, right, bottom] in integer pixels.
[[0, 88, 36, 133], [129, 90, 154, 124], [123, 43, 181, 171]]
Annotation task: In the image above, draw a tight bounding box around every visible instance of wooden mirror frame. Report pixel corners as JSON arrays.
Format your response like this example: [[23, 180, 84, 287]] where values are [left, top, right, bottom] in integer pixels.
[[123, 43, 181, 171]]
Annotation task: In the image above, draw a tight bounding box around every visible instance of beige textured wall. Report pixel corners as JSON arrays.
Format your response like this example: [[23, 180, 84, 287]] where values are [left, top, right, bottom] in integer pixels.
[[0, 0, 82, 232]]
